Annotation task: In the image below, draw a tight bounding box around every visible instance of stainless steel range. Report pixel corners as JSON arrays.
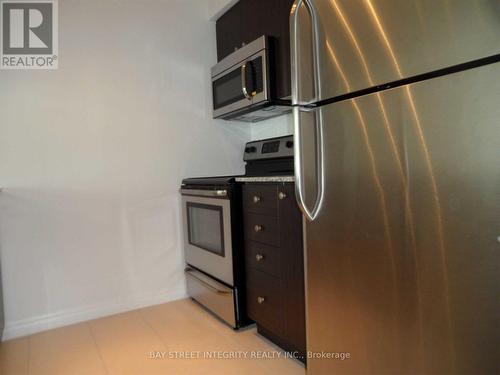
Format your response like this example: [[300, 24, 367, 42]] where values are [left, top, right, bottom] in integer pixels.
[[181, 177, 245, 329], [180, 135, 295, 329]]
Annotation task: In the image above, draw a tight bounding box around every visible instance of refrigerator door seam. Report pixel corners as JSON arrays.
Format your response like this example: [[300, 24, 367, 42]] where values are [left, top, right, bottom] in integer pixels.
[[312, 53, 500, 109]]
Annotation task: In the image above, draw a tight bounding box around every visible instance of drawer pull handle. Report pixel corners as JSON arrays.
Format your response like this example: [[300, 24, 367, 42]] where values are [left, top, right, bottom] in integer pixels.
[[254, 224, 263, 232], [278, 192, 287, 200], [185, 269, 231, 295], [253, 196, 261, 203], [255, 253, 264, 261], [257, 296, 265, 304]]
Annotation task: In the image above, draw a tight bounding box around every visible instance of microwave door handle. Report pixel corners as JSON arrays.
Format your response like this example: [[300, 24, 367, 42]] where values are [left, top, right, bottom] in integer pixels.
[[241, 63, 252, 100]]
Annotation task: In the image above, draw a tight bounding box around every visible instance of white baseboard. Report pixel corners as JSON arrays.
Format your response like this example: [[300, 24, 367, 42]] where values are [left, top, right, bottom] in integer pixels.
[[2, 288, 188, 341]]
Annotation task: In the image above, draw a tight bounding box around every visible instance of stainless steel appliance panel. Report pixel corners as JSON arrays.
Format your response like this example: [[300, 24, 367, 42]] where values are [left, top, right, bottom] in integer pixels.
[[243, 135, 294, 161], [303, 64, 500, 373], [291, 0, 500, 104], [212, 48, 269, 119], [185, 268, 236, 327], [212, 35, 268, 77], [182, 194, 234, 286], [212, 36, 273, 120]]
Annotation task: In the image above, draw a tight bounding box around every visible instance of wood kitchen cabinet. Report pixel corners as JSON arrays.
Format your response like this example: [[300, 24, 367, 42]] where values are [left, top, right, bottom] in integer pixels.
[[242, 182, 306, 362], [216, 0, 295, 100]]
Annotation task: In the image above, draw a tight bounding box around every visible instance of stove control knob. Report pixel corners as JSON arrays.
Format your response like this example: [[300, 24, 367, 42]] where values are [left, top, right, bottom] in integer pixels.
[[257, 297, 265, 304], [286, 140, 294, 148], [245, 146, 257, 153]]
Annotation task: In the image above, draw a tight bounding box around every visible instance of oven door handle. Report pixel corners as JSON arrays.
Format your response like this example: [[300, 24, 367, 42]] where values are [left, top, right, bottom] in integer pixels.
[[185, 268, 232, 295], [180, 188, 227, 198]]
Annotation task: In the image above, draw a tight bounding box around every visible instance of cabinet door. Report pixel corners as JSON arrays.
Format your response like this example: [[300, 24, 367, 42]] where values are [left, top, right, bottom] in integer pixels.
[[269, 0, 295, 100], [243, 212, 280, 247], [278, 183, 306, 355], [243, 184, 278, 216], [216, 3, 243, 61], [238, 0, 294, 100], [215, 0, 294, 99], [246, 269, 285, 336], [245, 240, 282, 279]]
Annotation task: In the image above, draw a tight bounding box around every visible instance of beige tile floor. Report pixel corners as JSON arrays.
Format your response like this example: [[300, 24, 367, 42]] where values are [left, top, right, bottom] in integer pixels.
[[0, 298, 305, 375]]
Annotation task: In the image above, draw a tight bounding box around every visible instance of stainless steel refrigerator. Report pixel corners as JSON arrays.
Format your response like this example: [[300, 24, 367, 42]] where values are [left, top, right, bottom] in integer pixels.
[[290, 1, 499, 373]]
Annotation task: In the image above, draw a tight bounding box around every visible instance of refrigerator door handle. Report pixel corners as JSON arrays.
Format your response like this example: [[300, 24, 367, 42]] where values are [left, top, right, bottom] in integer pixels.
[[290, 0, 321, 105], [291, 0, 324, 220], [293, 106, 325, 221]]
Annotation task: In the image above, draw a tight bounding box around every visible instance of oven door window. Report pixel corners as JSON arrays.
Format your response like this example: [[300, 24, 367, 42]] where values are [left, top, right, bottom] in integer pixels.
[[187, 202, 225, 257]]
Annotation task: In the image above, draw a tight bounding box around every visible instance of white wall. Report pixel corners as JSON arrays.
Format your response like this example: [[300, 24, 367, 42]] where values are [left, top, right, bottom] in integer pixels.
[[0, 0, 251, 340], [207, 0, 239, 21], [250, 113, 294, 141]]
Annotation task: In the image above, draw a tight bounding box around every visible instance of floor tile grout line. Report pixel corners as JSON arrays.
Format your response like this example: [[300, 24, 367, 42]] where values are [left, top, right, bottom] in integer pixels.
[[86, 321, 111, 375], [137, 303, 265, 373], [136, 307, 171, 353], [141, 301, 289, 375], [1, 301, 304, 375]]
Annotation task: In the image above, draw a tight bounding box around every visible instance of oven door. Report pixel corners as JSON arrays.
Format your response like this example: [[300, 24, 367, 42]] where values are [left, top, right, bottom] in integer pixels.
[[212, 49, 269, 119], [181, 190, 234, 286]]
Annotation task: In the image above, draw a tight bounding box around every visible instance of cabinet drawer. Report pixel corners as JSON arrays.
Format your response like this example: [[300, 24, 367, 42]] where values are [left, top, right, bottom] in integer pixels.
[[245, 241, 281, 278], [244, 213, 279, 247], [246, 269, 284, 335], [243, 184, 278, 216]]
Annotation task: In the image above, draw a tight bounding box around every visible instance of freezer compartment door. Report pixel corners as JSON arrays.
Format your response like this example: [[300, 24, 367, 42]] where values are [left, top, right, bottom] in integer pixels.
[[305, 63, 500, 374], [290, 0, 500, 104]]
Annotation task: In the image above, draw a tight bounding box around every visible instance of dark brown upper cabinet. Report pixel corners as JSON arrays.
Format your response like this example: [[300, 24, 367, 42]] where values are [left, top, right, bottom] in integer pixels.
[[216, 0, 295, 100]]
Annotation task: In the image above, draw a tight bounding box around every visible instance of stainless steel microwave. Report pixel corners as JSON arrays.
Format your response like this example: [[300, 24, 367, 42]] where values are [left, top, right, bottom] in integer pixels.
[[211, 36, 291, 122]]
